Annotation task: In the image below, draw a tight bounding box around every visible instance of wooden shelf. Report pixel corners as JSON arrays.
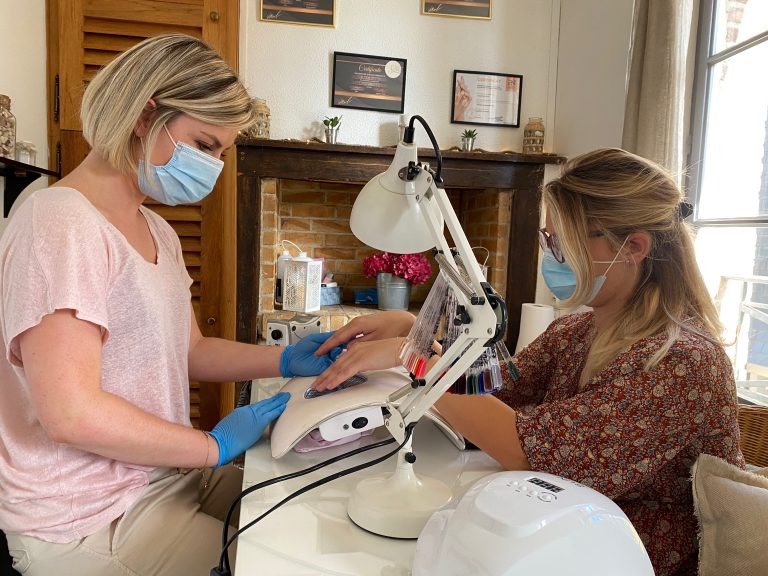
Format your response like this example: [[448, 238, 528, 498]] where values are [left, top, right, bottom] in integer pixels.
[[0, 157, 59, 217]]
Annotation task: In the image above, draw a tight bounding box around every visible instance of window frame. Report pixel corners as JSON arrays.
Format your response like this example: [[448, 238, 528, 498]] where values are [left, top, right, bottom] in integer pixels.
[[688, 0, 768, 405], [689, 0, 768, 226]]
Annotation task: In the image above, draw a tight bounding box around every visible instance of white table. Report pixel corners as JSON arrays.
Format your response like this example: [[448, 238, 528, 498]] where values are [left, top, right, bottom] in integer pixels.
[[234, 377, 501, 575]]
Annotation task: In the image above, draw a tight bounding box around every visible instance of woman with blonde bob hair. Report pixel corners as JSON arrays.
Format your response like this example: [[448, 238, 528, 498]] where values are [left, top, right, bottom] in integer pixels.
[[0, 34, 341, 575], [312, 148, 743, 576]]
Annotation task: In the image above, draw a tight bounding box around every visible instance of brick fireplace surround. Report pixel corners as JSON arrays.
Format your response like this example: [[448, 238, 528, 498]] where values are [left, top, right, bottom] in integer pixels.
[[236, 140, 563, 351]]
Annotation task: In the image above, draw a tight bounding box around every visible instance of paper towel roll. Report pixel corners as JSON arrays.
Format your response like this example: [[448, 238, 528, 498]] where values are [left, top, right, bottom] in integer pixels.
[[515, 303, 555, 354]]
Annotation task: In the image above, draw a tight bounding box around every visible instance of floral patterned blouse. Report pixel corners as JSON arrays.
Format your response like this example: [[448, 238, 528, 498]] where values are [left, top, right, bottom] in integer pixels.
[[496, 312, 743, 576]]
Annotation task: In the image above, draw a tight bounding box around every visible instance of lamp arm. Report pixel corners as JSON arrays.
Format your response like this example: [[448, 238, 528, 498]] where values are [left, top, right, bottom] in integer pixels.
[[409, 168, 488, 301], [385, 169, 506, 437]]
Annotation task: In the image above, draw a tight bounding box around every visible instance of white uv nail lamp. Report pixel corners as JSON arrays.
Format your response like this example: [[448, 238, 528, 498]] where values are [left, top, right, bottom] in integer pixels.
[[270, 368, 465, 460]]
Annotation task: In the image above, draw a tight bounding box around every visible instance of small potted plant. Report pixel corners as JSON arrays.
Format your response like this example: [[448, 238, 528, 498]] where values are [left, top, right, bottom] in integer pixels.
[[363, 251, 432, 310], [323, 115, 342, 144], [461, 128, 478, 152]]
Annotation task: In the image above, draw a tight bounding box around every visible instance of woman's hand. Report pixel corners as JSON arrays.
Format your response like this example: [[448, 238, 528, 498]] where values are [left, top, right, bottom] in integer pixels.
[[209, 392, 290, 466], [279, 332, 344, 377], [311, 337, 404, 391], [453, 76, 472, 121], [314, 311, 416, 356]]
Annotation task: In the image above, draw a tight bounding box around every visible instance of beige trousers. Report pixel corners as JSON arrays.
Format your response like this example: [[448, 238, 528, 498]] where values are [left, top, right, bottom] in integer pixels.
[[7, 466, 243, 576]]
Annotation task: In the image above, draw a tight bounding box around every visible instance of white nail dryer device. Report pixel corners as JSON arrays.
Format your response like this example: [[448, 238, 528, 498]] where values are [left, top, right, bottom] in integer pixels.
[[270, 368, 464, 459], [413, 470, 655, 576]]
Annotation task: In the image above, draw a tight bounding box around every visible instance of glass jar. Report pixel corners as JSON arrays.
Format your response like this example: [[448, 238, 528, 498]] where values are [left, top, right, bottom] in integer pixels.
[[522, 116, 545, 154], [15, 141, 37, 165], [0, 94, 17, 159], [245, 98, 270, 139]]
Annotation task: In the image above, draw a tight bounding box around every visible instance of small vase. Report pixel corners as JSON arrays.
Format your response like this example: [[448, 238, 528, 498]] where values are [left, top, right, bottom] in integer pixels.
[[325, 127, 338, 144], [245, 98, 270, 139], [376, 272, 412, 310], [522, 117, 545, 154], [460, 136, 475, 152]]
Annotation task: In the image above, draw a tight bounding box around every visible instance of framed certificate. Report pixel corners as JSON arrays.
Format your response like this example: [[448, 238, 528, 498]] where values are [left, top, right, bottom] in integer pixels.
[[331, 52, 407, 114], [260, 0, 336, 27], [422, 0, 492, 19], [451, 69, 523, 127]]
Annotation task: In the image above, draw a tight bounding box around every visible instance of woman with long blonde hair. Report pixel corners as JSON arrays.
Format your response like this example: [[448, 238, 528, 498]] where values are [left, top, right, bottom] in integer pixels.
[[314, 148, 743, 576]]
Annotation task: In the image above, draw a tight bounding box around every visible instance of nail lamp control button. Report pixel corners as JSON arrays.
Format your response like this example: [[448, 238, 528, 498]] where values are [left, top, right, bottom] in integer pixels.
[[352, 417, 369, 429]]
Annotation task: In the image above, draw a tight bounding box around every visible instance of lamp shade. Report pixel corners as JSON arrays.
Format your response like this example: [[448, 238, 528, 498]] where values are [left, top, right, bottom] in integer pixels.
[[350, 142, 440, 254]]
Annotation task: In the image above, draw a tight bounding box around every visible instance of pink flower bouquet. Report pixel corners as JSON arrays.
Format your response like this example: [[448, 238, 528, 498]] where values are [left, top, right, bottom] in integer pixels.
[[362, 252, 432, 285]]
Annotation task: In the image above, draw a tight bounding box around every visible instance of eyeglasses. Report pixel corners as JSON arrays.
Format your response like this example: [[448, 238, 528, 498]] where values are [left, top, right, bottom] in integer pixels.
[[538, 228, 604, 263]]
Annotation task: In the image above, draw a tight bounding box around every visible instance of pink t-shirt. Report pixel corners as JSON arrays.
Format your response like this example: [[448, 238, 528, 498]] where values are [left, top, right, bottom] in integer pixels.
[[0, 187, 193, 543]]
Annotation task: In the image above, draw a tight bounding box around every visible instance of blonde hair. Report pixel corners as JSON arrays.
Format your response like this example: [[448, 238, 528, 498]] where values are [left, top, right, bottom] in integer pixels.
[[542, 148, 723, 383], [81, 34, 256, 175]]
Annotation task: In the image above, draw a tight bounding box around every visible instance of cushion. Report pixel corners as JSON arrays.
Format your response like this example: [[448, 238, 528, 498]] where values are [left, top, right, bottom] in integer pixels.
[[692, 453, 768, 576]]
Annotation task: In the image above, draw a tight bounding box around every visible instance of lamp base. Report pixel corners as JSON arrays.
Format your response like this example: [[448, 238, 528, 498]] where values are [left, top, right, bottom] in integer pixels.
[[347, 445, 453, 538]]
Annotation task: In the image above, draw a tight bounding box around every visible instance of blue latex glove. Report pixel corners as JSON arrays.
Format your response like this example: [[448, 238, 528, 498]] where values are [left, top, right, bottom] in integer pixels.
[[279, 331, 345, 378], [209, 392, 290, 467]]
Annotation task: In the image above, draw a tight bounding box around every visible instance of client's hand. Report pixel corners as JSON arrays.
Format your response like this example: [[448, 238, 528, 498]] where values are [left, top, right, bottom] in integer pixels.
[[280, 332, 344, 377], [314, 311, 416, 356], [209, 392, 290, 466], [311, 337, 404, 391]]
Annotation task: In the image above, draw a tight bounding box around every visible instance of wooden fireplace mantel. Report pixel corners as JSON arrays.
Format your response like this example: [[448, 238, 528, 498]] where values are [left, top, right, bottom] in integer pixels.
[[236, 138, 564, 350]]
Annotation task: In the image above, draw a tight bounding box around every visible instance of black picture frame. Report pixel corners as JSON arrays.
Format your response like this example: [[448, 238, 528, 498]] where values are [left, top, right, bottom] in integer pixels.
[[422, 0, 491, 19], [331, 52, 407, 114], [451, 69, 523, 128], [260, 0, 336, 27]]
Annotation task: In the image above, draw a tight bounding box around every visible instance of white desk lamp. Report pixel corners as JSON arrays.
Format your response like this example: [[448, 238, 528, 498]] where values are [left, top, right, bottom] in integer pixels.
[[347, 115, 508, 538]]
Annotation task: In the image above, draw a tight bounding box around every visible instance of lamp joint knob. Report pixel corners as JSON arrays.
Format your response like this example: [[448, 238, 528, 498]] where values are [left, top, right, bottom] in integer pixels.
[[410, 377, 426, 388], [405, 452, 417, 464], [454, 305, 471, 325]]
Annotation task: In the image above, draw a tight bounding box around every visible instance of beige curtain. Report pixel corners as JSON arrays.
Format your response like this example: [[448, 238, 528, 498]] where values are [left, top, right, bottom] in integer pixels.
[[622, 0, 700, 180]]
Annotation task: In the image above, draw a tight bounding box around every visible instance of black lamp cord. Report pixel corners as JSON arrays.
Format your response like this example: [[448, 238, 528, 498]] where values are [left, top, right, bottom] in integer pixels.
[[213, 424, 415, 576], [402, 115, 443, 184]]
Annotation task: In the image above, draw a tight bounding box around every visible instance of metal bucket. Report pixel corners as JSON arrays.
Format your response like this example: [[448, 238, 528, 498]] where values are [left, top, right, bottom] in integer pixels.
[[376, 272, 411, 310]]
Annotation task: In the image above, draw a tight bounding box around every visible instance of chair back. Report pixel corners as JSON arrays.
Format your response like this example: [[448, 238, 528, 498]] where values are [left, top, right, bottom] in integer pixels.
[[737, 404, 768, 468]]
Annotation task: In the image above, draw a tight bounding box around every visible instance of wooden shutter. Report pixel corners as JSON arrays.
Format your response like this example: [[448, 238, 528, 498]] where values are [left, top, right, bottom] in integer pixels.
[[46, 0, 240, 430]]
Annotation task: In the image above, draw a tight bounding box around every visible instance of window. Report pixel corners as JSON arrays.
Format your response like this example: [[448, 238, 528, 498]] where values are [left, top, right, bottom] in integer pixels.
[[690, 0, 768, 403]]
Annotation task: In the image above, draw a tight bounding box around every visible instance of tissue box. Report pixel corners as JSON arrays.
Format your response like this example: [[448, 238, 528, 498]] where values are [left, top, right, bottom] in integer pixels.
[[321, 286, 342, 306]]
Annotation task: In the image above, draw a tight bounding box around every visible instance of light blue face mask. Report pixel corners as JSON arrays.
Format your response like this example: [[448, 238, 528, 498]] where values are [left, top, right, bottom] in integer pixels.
[[138, 125, 224, 206], [541, 237, 628, 303]]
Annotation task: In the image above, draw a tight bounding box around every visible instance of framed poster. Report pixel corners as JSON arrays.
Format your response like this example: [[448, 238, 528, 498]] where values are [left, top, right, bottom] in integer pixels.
[[422, 0, 491, 19], [331, 52, 407, 114], [451, 69, 523, 127], [260, 0, 336, 27]]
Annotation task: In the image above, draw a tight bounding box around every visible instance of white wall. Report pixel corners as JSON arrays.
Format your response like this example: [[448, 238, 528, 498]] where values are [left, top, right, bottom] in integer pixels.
[[553, 0, 634, 159], [241, 0, 557, 151], [0, 0, 49, 236]]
